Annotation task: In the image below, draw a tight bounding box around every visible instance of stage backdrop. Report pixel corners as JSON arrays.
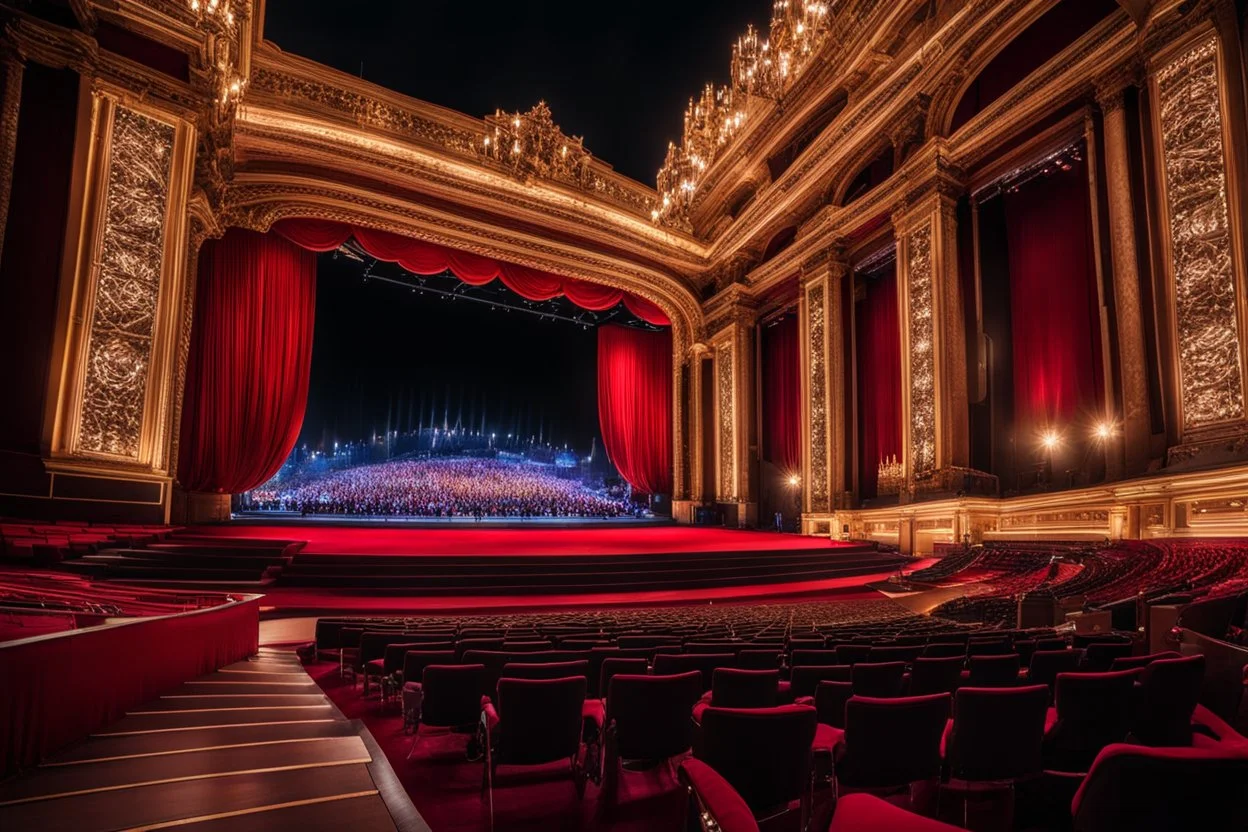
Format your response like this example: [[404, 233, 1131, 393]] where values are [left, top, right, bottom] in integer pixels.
[[1004, 155, 1104, 432], [178, 228, 317, 494], [857, 263, 902, 499], [598, 325, 672, 495], [762, 314, 800, 473]]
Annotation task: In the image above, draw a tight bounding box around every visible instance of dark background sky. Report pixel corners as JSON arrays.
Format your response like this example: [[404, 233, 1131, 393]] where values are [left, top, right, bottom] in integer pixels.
[[263, 0, 768, 183], [266, 1, 769, 454]]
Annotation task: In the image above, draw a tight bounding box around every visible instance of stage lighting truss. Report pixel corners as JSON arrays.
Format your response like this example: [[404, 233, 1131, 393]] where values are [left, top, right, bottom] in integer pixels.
[[333, 241, 663, 331]]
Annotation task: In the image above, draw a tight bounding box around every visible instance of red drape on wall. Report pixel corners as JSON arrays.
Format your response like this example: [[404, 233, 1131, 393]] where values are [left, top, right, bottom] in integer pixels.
[[598, 325, 672, 495], [762, 314, 801, 472], [1004, 158, 1104, 431], [178, 228, 317, 493], [857, 263, 902, 499], [272, 218, 671, 325]]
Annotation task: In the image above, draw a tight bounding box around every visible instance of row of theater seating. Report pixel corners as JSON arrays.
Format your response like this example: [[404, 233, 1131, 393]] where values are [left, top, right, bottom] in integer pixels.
[[313, 615, 1248, 830], [0, 519, 181, 564]]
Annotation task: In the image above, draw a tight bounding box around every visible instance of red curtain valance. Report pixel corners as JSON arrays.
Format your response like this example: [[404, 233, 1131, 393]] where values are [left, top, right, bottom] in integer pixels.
[[598, 325, 673, 496], [178, 228, 317, 494], [272, 218, 670, 326]]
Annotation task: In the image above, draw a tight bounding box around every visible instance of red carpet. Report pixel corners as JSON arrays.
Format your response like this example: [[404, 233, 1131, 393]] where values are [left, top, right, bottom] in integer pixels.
[[192, 524, 848, 556]]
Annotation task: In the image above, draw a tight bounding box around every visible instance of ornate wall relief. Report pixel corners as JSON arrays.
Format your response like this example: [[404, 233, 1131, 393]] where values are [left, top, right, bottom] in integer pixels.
[[716, 338, 737, 501], [906, 222, 937, 476], [1156, 35, 1245, 431], [77, 106, 176, 459], [806, 281, 829, 512]]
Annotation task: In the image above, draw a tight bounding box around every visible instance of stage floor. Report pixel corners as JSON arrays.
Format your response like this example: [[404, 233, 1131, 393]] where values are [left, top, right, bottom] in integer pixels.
[[192, 523, 842, 557]]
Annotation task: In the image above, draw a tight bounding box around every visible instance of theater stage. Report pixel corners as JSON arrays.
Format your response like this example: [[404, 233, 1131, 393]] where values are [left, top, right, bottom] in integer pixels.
[[190, 522, 842, 557]]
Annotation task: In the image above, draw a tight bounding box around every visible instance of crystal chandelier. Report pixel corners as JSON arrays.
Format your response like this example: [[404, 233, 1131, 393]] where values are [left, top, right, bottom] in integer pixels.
[[188, 0, 247, 111], [653, 1, 836, 229], [877, 454, 905, 496], [479, 102, 591, 186]]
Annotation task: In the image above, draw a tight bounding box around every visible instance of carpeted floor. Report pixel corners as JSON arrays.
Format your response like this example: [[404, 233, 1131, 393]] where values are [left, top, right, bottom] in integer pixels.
[[308, 661, 815, 832], [191, 524, 849, 556]]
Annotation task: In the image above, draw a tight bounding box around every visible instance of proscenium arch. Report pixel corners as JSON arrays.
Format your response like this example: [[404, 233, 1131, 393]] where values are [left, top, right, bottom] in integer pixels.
[[178, 187, 702, 502]]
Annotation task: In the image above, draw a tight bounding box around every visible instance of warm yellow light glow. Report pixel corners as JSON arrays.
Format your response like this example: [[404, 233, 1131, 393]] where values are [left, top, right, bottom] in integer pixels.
[[787, 474, 801, 487], [1093, 422, 1115, 441], [1040, 430, 1061, 450]]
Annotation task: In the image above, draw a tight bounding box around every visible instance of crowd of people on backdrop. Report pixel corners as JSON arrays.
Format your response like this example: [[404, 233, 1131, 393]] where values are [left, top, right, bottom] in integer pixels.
[[246, 457, 642, 518]]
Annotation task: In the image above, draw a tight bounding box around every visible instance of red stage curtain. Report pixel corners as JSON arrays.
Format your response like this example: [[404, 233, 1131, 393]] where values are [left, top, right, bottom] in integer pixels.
[[857, 263, 902, 499], [271, 218, 671, 325], [598, 325, 672, 495], [1004, 157, 1104, 431], [178, 229, 317, 493], [762, 314, 800, 472]]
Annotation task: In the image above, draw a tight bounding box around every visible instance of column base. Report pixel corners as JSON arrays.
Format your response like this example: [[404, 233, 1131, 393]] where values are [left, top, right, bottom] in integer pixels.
[[170, 488, 231, 525], [671, 500, 696, 525], [717, 501, 757, 529]]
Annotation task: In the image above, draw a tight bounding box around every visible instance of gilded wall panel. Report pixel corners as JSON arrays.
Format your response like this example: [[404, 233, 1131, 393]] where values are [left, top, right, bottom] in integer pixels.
[[717, 340, 736, 502], [807, 281, 829, 511], [77, 106, 176, 458], [907, 222, 936, 476], [1157, 36, 1244, 430]]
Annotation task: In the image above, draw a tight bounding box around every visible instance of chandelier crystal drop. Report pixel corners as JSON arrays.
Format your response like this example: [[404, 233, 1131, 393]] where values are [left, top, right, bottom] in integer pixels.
[[653, 1, 836, 229], [188, 0, 248, 111]]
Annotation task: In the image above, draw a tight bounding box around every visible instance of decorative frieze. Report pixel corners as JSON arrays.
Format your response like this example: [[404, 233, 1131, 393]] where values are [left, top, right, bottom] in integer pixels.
[[1156, 35, 1244, 431], [77, 106, 177, 459], [905, 222, 937, 477]]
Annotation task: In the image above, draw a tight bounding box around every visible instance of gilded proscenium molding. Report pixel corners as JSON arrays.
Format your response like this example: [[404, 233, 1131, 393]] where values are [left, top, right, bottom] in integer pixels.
[[708, 309, 755, 506], [1154, 33, 1246, 434], [715, 333, 737, 502], [801, 251, 848, 514], [901, 220, 937, 480], [57, 88, 195, 473], [805, 279, 830, 512]]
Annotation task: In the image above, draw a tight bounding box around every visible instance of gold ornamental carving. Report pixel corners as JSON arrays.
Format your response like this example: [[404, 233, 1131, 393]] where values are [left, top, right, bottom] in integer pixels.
[[716, 339, 737, 502], [1156, 35, 1244, 431], [806, 280, 829, 511], [905, 221, 936, 478], [77, 106, 177, 459]]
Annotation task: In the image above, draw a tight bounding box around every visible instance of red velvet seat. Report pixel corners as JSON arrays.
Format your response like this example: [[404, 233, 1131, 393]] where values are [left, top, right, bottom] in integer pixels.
[[1109, 650, 1180, 671], [597, 657, 648, 703], [966, 653, 1020, 687], [850, 661, 907, 698], [1131, 654, 1204, 746], [945, 685, 1049, 782], [812, 680, 854, 729], [829, 793, 964, 831], [790, 665, 852, 699], [736, 649, 783, 670], [1071, 743, 1248, 831], [406, 663, 484, 757], [921, 642, 967, 659], [706, 668, 781, 709], [1026, 649, 1082, 695], [869, 645, 923, 664], [1081, 641, 1133, 672], [694, 705, 818, 826], [834, 693, 951, 792], [599, 671, 703, 805], [834, 644, 873, 665], [791, 648, 841, 667], [499, 660, 590, 682], [653, 653, 735, 691], [908, 656, 963, 697], [1043, 670, 1137, 772], [483, 676, 589, 798], [679, 758, 759, 832]]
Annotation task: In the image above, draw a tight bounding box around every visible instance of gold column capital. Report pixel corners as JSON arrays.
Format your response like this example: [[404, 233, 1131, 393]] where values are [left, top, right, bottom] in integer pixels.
[[1094, 62, 1144, 112]]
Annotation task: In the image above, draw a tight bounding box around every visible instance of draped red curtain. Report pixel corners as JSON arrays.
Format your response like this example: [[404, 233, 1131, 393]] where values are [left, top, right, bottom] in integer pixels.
[[597, 325, 672, 495], [857, 263, 902, 499], [272, 218, 670, 325], [762, 314, 801, 472], [178, 229, 317, 493], [1004, 157, 1104, 432]]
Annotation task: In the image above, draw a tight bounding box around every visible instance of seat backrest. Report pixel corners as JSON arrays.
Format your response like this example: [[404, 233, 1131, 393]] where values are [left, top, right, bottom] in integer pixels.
[[502, 639, 554, 652], [789, 665, 852, 699], [652, 653, 735, 690], [967, 654, 1021, 687], [909, 656, 964, 696], [455, 638, 504, 659], [1082, 641, 1134, 672], [695, 705, 817, 815], [736, 649, 782, 670], [1133, 655, 1205, 746], [421, 664, 485, 728], [494, 676, 587, 766], [711, 669, 780, 708], [838, 694, 952, 789], [948, 685, 1049, 781], [599, 657, 649, 700], [402, 650, 457, 685], [678, 758, 760, 832], [618, 635, 681, 649], [851, 661, 907, 698], [1109, 651, 1180, 672], [1035, 637, 1068, 652], [1046, 670, 1138, 772], [791, 649, 840, 667], [1028, 649, 1082, 692], [1072, 743, 1248, 832], [812, 681, 854, 729], [608, 671, 703, 760], [500, 660, 590, 683], [685, 641, 744, 655], [834, 644, 873, 665], [383, 642, 425, 675], [967, 639, 1013, 657], [922, 642, 967, 659], [868, 645, 923, 664]]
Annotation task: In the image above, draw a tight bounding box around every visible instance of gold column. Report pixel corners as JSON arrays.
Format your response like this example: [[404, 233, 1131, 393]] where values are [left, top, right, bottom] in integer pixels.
[[47, 84, 196, 491], [0, 47, 24, 263], [894, 183, 972, 494], [799, 249, 848, 520], [710, 297, 758, 527], [1098, 79, 1152, 477], [1149, 29, 1248, 463]]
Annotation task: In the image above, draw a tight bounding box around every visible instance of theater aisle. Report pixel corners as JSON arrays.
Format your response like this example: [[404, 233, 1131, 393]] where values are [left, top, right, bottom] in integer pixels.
[[0, 647, 427, 832]]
